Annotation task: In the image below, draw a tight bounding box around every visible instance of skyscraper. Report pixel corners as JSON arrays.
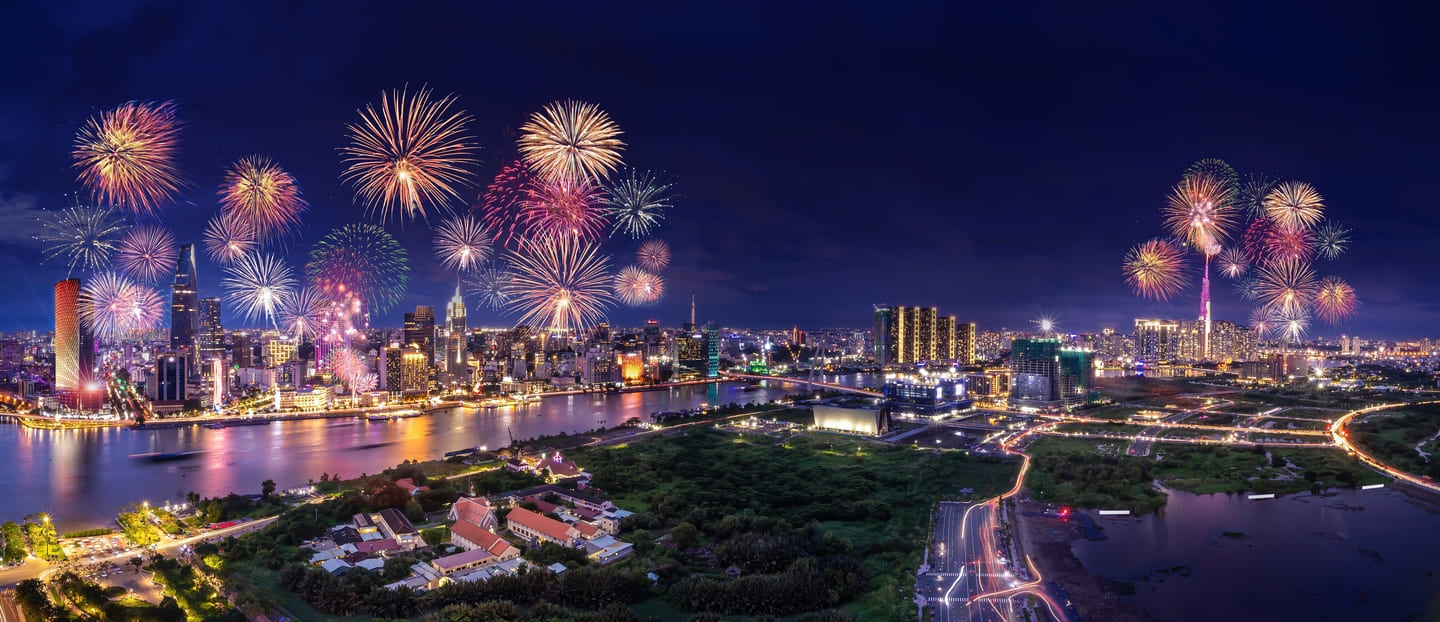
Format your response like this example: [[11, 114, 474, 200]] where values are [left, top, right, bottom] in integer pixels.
[[873, 305, 894, 366], [232, 332, 254, 368], [956, 321, 977, 365], [198, 297, 223, 359], [1009, 337, 1061, 411], [403, 306, 436, 361], [54, 279, 87, 393], [702, 323, 720, 378], [170, 243, 200, 357], [444, 287, 467, 374], [153, 352, 188, 402]]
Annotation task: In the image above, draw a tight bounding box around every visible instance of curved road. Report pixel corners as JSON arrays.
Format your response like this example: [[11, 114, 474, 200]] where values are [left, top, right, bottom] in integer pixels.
[[1331, 400, 1440, 493]]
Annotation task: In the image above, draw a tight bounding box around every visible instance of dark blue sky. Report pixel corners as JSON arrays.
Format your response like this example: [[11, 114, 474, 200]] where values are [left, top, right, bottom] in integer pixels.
[[0, 1, 1436, 338]]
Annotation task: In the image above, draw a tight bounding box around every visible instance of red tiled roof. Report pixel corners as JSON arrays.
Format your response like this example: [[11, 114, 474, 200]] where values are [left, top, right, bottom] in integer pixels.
[[452, 497, 492, 524], [533, 500, 560, 514], [451, 520, 516, 558], [575, 522, 601, 539], [507, 507, 576, 543]]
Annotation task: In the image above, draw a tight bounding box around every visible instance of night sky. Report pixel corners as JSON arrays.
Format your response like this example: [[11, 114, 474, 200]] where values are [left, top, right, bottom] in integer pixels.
[[1, 2, 1436, 338]]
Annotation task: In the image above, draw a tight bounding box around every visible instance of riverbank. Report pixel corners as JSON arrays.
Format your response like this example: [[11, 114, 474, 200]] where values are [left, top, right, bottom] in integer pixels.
[[1014, 496, 1155, 621]]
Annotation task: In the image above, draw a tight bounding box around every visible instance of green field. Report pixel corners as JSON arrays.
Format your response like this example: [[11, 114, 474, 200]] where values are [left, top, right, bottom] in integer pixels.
[[575, 428, 1021, 620], [1255, 417, 1331, 431], [1025, 436, 1386, 511], [1349, 404, 1440, 480], [1055, 422, 1150, 437]]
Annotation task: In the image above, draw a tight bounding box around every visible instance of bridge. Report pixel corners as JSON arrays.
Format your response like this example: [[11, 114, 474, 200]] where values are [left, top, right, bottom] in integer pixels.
[[0, 391, 32, 411], [723, 372, 882, 397]]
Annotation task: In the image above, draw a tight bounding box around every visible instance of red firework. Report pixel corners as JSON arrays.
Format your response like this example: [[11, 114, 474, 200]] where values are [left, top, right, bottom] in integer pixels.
[[1240, 217, 1274, 263], [520, 177, 608, 241], [476, 159, 533, 249], [1264, 224, 1315, 264]]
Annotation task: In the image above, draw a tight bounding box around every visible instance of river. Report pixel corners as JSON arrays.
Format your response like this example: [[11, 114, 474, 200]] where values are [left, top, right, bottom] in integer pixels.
[[1073, 488, 1440, 621], [1, 380, 822, 529]]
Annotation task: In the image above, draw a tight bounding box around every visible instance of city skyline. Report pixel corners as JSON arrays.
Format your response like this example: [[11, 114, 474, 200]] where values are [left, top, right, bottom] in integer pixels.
[[1, 3, 1437, 338]]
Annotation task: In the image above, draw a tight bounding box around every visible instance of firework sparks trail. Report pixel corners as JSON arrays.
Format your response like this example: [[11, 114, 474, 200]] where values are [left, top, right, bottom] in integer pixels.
[[116, 225, 177, 283], [223, 252, 297, 324], [219, 155, 308, 241], [1264, 181, 1324, 230], [1122, 238, 1190, 301], [465, 263, 513, 310], [605, 170, 672, 238], [278, 288, 327, 340], [72, 100, 186, 215], [476, 160, 534, 250], [202, 210, 258, 266], [434, 214, 493, 272], [1217, 248, 1249, 279], [36, 204, 124, 276], [341, 86, 478, 223], [517, 100, 625, 183], [79, 272, 165, 339], [503, 237, 615, 331], [614, 266, 665, 306], [1255, 259, 1318, 316], [1314, 276, 1358, 324], [636, 239, 671, 272], [306, 223, 410, 314]]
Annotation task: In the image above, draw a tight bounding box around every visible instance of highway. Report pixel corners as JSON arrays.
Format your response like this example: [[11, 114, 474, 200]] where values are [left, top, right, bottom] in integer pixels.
[[1331, 400, 1440, 493], [0, 516, 276, 588]]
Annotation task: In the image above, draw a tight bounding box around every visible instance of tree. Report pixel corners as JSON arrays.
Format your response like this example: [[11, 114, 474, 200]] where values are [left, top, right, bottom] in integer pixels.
[[261, 479, 277, 499], [186, 491, 201, 507], [670, 522, 699, 550], [130, 556, 144, 573]]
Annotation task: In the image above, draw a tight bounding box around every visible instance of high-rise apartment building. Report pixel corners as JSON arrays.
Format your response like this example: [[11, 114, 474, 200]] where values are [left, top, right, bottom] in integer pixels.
[[1009, 337, 1062, 411], [873, 305, 894, 366], [232, 332, 254, 368], [955, 321, 977, 365], [702, 324, 721, 378], [381, 345, 429, 393], [198, 297, 223, 358], [153, 352, 188, 402], [875, 305, 971, 365], [1134, 319, 1180, 362], [403, 305, 436, 365], [170, 243, 200, 355]]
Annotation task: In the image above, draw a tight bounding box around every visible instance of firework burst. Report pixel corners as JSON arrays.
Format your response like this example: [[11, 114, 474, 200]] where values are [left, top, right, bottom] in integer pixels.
[[223, 253, 297, 324], [306, 224, 410, 313], [504, 237, 614, 331], [1277, 306, 1311, 343], [465, 263, 513, 310], [1164, 173, 1237, 252], [521, 177, 608, 241], [476, 159, 534, 250], [202, 210, 258, 266], [606, 170, 672, 238], [1234, 276, 1262, 302], [79, 272, 165, 339], [636, 239, 671, 272], [1248, 307, 1276, 338], [1236, 174, 1277, 217], [1217, 248, 1249, 279], [72, 100, 186, 215], [116, 225, 177, 283], [36, 204, 124, 276], [1255, 259, 1318, 315], [517, 100, 625, 183], [1122, 238, 1190, 301], [1314, 223, 1351, 261], [1314, 276, 1357, 324], [434, 214, 493, 272], [219, 155, 308, 241], [1264, 181, 1324, 230], [278, 288, 327, 340], [614, 266, 665, 306], [1264, 225, 1316, 264], [341, 86, 478, 223], [1239, 217, 1275, 263]]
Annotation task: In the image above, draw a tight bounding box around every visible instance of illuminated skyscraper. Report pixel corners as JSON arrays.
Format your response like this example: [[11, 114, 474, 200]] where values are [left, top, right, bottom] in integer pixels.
[[403, 305, 436, 365], [444, 287, 467, 374], [154, 352, 187, 402], [702, 323, 721, 378], [198, 297, 223, 359], [873, 305, 894, 365], [170, 243, 200, 356], [956, 321, 977, 365], [54, 279, 88, 393]]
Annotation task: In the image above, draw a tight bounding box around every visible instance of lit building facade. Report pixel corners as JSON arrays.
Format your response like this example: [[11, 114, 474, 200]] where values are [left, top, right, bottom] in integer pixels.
[[170, 244, 200, 356]]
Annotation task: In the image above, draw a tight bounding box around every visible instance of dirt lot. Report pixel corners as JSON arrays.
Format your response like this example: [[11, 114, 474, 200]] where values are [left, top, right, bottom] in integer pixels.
[[1014, 497, 1155, 622]]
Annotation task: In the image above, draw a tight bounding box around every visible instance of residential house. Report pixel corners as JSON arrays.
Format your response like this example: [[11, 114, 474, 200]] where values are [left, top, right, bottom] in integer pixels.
[[430, 548, 495, 576], [395, 478, 431, 495], [450, 520, 520, 561], [374, 508, 422, 550], [506, 507, 581, 546], [447, 497, 498, 531]]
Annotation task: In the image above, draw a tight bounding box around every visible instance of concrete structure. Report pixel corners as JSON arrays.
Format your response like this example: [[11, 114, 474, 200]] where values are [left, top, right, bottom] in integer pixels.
[[506, 507, 580, 546], [812, 404, 887, 435], [170, 243, 200, 357]]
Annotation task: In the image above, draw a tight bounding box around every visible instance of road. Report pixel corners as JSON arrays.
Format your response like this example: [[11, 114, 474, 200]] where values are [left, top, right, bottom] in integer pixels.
[[1332, 400, 1440, 493], [920, 422, 1070, 622], [0, 516, 277, 588]]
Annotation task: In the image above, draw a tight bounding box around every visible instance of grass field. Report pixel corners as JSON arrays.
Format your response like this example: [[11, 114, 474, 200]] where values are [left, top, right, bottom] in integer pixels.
[[1055, 422, 1151, 437], [573, 428, 1021, 620], [1254, 417, 1331, 431]]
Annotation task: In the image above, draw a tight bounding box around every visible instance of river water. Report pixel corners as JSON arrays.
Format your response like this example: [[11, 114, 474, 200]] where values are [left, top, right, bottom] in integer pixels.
[[1, 380, 816, 530], [1073, 488, 1440, 621]]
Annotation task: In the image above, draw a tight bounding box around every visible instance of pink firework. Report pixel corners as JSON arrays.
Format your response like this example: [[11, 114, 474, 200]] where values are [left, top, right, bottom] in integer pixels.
[[520, 176, 608, 241], [218, 155, 308, 242], [79, 272, 165, 339], [476, 160, 533, 250], [116, 225, 177, 283], [636, 239, 671, 272], [1264, 225, 1316, 264], [1314, 276, 1357, 324], [203, 210, 257, 266], [614, 266, 665, 306]]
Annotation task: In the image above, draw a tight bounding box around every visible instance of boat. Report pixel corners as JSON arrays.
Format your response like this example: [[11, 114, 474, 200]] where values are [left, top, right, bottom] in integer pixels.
[[202, 422, 225, 429], [517, 394, 543, 404], [129, 450, 206, 461], [366, 409, 422, 422]]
